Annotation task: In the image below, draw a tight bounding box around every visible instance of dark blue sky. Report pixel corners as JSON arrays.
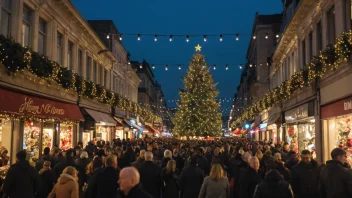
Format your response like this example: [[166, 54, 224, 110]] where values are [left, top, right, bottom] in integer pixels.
[[72, 0, 283, 114]]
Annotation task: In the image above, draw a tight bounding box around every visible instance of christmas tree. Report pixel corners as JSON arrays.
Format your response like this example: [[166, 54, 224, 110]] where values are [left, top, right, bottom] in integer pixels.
[[173, 45, 222, 137]]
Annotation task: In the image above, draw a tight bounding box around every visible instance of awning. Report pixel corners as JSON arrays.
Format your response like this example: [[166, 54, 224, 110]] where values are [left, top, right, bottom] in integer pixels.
[[0, 88, 84, 121], [85, 109, 116, 126], [145, 125, 158, 133], [124, 119, 142, 131], [267, 113, 281, 126], [113, 117, 124, 127]]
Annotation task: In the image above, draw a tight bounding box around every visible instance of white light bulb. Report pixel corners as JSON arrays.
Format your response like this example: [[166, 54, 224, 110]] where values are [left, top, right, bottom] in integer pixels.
[[220, 35, 223, 41], [119, 34, 122, 41], [236, 34, 239, 41], [204, 35, 207, 42], [107, 34, 110, 39], [213, 66, 216, 70], [137, 34, 141, 41], [253, 35, 256, 39], [152, 65, 155, 69], [140, 64, 143, 68], [276, 34, 279, 38], [265, 33, 268, 39], [186, 36, 189, 42], [165, 65, 168, 70], [169, 35, 172, 42], [154, 35, 157, 41], [178, 65, 181, 70]]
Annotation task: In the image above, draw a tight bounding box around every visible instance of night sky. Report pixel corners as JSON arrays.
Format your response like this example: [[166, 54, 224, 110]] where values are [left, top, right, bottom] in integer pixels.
[[72, 0, 283, 114]]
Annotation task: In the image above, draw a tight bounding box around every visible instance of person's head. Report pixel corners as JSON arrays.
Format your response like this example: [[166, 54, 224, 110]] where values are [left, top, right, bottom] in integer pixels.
[[242, 152, 251, 163], [190, 154, 198, 165], [92, 156, 103, 169], [164, 149, 172, 159], [283, 143, 290, 151], [43, 147, 50, 155], [301, 150, 312, 164], [209, 163, 224, 181], [43, 161, 51, 168], [16, 150, 27, 162], [264, 150, 272, 156], [63, 166, 78, 181], [166, 159, 176, 173], [80, 151, 88, 159], [255, 150, 263, 160], [249, 156, 260, 172], [214, 148, 220, 156], [331, 148, 347, 164], [139, 150, 146, 159], [118, 167, 140, 195], [145, 151, 153, 161], [274, 153, 281, 161], [173, 148, 179, 156], [105, 154, 118, 168]]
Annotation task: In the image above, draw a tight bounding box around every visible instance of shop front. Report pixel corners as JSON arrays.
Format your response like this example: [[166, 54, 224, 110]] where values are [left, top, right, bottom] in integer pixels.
[[0, 88, 83, 164], [266, 113, 281, 144], [81, 108, 116, 144], [259, 111, 268, 141], [284, 102, 316, 155], [321, 95, 352, 164], [251, 115, 261, 141]]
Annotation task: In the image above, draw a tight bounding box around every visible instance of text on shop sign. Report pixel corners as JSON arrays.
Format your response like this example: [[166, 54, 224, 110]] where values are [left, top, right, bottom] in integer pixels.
[[19, 97, 65, 115], [344, 100, 352, 111]]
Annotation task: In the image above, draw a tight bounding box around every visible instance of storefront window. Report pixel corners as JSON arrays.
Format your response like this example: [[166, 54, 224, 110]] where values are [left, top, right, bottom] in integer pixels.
[[23, 121, 41, 160], [42, 122, 54, 150], [82, 131, 91, 147], [96, 126, 109, 141], [0, 118, 11, 166], [286, 122, 315, 154], [59, 123, 73, 150], [116, 127, 123, 139], [325, 116, 352, 164]]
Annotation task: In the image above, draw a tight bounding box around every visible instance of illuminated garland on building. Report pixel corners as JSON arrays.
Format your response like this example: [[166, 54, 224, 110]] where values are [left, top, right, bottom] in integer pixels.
[[0, 35, 161, 123], [232, 30, 352, 127]]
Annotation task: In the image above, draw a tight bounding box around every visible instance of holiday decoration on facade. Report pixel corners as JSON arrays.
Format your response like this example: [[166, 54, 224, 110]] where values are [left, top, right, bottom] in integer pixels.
[[0, 35, 161, 123], [173, 45, 222, 137], [232, 30, 352, 127]]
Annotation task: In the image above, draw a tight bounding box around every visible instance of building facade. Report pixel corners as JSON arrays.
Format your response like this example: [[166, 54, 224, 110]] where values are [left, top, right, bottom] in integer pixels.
[[234, 0, 352, 163], [0, 0, 157, 163]]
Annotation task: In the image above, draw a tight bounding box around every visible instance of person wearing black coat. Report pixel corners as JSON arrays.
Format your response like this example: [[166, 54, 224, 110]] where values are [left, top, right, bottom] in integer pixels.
[[53, 149, 77, 182], [161, 160, 179, 198], [179, 155, 205, 198], [291, 150, 321, 198], [196, 148, 210, 176], [117, 167, 153, 198], [35, 147, 55, 171], [2, 150, 38, 198], [138, 151, 162, 198], [239, 156, 263, 198], [253, 169, 294, 198], [319, 148, 352, 198], [36, 161, 55, 198]]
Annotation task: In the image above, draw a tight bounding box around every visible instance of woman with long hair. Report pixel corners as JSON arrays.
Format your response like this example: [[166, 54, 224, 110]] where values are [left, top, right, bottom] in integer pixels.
[[161, 159, 179, 198], [198, 163, 230, 198]]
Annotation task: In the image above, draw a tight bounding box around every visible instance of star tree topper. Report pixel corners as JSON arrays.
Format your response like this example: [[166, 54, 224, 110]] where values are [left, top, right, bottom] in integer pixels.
[[195, 44, 202, 52]]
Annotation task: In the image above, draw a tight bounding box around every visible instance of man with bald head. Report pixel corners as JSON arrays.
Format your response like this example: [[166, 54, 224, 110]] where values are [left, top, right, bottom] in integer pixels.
[[239, 156, 263, 198], [117, 167, 153, 198]]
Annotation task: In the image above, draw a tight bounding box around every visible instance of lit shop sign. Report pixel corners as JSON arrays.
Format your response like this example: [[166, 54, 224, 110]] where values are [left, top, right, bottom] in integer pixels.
[[344, 100, 352, 111], [285, 104, 308, 121], [260, 123, 267, 129], [19, 97, 65, 115]]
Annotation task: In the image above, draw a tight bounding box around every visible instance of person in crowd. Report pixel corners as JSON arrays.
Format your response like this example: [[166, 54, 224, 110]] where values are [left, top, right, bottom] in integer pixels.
[[37, 161, 55, 198], [211, 148, 224, 167], [117, 167, 153, 198], [281, 143, 290, 162], [75, 151, 91, 171], [54, 149, 77, 182], [48, 166, 79, 198], [198, 163, 230, 198], [196, 147, 210, 176], [131, 149, 146, 170], [173, 148, 185, 172], [285, 151, 300, 170], [179, 154, 205, 198], [87, 154, 119, 198], [35, 147, 54, 172], [2, 150, 38, 198], [161, 149, 172, 169], [253, 169, 294, 198], [138, 151, 162, 198], [260, 150, 274, 174], [161, 160, 179, 198], [291, 150, 321, 198], [239, 156, 262, 198], [319, 148, 352, 198]]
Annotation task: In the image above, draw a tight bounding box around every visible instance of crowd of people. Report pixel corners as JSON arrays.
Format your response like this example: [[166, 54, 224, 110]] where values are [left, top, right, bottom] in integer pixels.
[[0, 136, 352, 198]]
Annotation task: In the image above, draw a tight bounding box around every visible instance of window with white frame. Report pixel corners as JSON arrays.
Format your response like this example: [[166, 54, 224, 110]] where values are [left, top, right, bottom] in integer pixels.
[[38, 18, 46, 55], [308, 32, 313, 60], [78, 49, 82, 76], [327, 6, 336, 45], [1, 0, 12, 37], [57, 33, 63, 65], [93, 61, 97, 83], [317, 21, 323, 52], [67, 41, 73, 70], [86, 55, 91, 80], [22, 6, 31, 47]]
